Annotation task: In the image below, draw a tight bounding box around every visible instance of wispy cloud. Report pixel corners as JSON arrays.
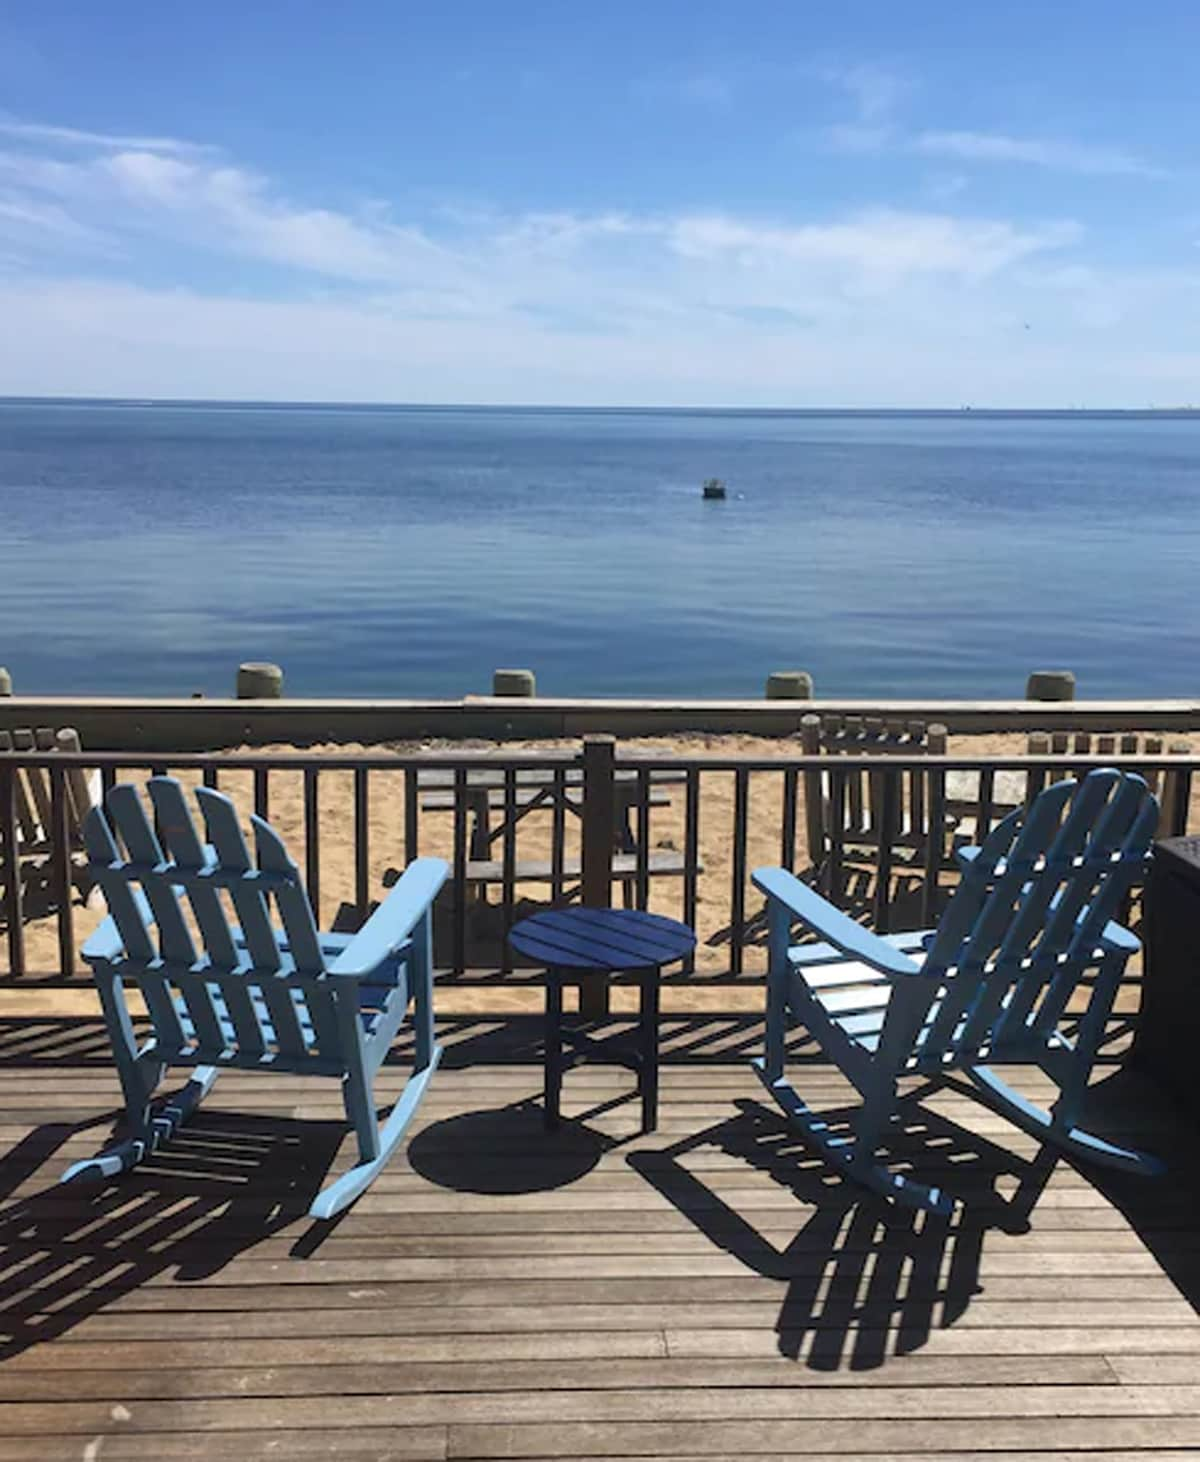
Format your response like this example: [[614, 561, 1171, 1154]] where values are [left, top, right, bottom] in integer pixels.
[[814, 67, 1165, 180], [666, 209, 1076, 287], [0, 117, 1078, 310], [913, 129, 1165, 178], [0, 116, 211, 156], [5, 113, 1193, 406], [818, 62, 912, 124]]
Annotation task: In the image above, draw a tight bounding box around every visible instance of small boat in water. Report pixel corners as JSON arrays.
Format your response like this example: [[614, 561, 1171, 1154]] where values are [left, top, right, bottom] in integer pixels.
[[702, 477, 727, 500]]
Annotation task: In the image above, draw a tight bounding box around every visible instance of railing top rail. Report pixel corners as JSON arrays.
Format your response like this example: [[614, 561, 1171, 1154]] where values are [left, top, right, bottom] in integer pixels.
[[0, 749, 584, 771], [1, 749, 1198, 773], [609, 753, 1200, 773]]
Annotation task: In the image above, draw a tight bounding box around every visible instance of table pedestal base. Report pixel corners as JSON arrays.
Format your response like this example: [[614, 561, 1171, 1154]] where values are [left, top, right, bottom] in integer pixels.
[[544, 968, 660, 1133]]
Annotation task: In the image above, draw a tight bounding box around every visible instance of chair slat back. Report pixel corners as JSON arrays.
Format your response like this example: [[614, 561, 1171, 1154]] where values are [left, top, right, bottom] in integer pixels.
[[1025, 729, 1190, 834], [911, 769, 1156, 1067], [84, 778, 340, 1071], [801, 714, 944, 860], [148, 778, 239, 969], [194, 787, 282, 972], [0, 726, 98, 850]]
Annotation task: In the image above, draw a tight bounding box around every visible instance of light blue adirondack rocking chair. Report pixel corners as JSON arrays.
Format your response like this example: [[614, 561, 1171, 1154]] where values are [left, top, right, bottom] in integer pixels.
[[61, 777, 448, 1220], [753, 768, 1162, 1215]]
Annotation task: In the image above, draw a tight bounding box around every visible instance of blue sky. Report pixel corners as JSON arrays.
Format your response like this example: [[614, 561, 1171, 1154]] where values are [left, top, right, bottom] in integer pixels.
[[1, 2, 1198, 405]]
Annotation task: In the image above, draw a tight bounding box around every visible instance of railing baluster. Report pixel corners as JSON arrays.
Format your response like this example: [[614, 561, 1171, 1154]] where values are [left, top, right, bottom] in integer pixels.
[[303, 767, 320, 922], [635, 768, 651, 911], [501, 768, 516, 972], [730, 768, 749, 975], [101, 765, 117, 800], [922, 762, 946, 927], [551, 767, 566, 906], [254, 767, 269, 821], [683, 769, 700, 974], [1169, 756, 1192, 838], [828, 768, 846, 902], [202, 762, 219, 790], [581, 736, 616, 910], [453, 766, 468, 975], [354, 768, 369, 919], [781, 768, 798, 873], [50, 765, 75, 978], [977, 766, 995, 843], [580, 737, 616, 1017], [1, 763, 26, 978], [404, 768, 419, 863], [1026, 735, 1048, 806], [872, 768, 899, 933]]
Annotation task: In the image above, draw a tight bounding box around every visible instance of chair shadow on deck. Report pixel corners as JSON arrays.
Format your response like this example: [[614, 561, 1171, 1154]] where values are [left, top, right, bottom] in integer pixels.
[[629, 1093, 1057, 1370], [0, 1110, 345, 1358]]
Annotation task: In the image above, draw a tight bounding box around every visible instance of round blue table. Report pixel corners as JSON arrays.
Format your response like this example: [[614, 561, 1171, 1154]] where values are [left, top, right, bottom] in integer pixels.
[[508, 907, 696, 1132]]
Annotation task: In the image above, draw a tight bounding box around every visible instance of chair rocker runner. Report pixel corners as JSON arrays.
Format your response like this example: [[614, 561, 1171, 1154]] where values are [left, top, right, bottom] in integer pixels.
[[62, 777, 448, 1219], [753, 768, 1163, 1215]]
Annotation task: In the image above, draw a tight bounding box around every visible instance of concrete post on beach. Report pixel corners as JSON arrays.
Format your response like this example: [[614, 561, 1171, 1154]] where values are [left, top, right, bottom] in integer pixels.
[[765, 670, 813, 700], [1026, 670, 1076, 702], [236, 662, 284, 699], [493, 669, 536, 697]]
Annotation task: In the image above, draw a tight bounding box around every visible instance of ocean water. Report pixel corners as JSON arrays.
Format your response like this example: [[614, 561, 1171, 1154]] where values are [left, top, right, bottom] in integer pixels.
[[0, 399, 1198, 700]]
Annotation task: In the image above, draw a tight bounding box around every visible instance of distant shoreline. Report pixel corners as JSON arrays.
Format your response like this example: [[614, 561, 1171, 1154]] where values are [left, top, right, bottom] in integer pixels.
[[2, 396, 1199, 420]]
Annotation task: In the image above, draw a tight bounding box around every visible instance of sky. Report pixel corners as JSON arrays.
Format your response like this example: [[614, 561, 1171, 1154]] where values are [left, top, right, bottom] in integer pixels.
[[1, 1, 1199, 407]]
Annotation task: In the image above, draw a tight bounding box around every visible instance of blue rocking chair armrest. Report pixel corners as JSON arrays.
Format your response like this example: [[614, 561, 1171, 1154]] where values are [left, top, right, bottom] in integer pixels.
[[82, 916, 125, 965], [752, 867, 922, 979], [330, 857, 450, 979]]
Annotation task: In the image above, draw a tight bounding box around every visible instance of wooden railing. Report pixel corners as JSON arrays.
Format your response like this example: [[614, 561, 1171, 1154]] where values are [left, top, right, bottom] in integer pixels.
[[2, 737, 1196, 984]]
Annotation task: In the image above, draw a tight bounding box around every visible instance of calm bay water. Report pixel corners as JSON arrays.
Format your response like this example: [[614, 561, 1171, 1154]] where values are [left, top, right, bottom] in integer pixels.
[[1, 399, 1198, 699]]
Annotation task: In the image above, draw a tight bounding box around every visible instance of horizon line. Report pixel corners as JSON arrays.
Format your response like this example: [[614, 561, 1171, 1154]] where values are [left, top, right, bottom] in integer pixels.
[[2, 394, 1199, 417]]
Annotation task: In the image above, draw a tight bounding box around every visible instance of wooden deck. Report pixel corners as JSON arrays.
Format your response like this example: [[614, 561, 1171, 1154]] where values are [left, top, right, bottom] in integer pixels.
[[0, 1013, 1198, 1460]]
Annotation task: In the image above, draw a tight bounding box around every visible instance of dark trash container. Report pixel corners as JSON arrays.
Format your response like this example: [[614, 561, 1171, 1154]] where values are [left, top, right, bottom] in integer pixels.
[[1136, 836, 1200, 1121]]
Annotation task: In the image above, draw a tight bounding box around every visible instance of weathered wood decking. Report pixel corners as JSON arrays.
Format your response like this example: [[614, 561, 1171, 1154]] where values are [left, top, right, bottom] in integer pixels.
[[0, 1014, 1198, 1460]]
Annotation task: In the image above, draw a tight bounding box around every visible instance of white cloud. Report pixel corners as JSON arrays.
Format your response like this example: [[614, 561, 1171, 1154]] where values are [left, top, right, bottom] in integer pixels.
[[913, 129, 1165, 178], [0, 192, 112, 247], [666, 210, 1077, 287], [0, 113, 1193, 406], [813, 68, 1165, 180], [0, 121, 1077, 305], [0, 117, 210, 155], [6, 265, 1200, 408]]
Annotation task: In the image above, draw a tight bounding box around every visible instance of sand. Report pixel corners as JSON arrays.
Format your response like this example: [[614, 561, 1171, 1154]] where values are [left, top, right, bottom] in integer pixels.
[[8, 729, 1189, 1010]]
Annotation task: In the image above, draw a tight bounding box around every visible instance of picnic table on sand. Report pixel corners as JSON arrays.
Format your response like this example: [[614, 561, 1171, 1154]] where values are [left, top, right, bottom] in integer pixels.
[[416, 766, 692, 892]]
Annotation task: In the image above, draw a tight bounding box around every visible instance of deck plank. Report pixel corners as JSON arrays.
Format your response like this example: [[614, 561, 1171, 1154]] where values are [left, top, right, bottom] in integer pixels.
[[0, 1030, 1196, 1461]]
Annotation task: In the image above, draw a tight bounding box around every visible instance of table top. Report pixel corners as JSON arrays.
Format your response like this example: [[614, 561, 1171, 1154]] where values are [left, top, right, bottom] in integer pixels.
[[508, 908, 696, 972]]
